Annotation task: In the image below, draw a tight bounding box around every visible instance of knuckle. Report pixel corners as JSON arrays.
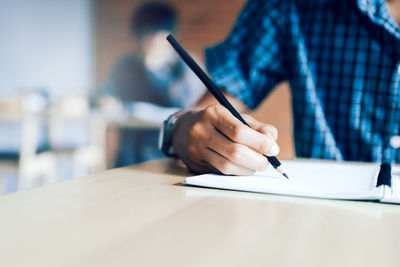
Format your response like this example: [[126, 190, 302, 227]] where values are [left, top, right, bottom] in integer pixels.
[[203, 105, 217, 118], [259, 137, 272, 154], [264, 125, 278, 139], [188, 122, 212, 152], [189, 122, 202, 138], [212, 104, 222, 114], [230, 123, 243, 140], [227, 144, 242, 161]]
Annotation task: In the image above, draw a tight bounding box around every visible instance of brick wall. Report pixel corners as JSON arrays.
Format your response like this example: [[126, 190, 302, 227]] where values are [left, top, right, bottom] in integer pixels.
[[95, 0, 294, 159]]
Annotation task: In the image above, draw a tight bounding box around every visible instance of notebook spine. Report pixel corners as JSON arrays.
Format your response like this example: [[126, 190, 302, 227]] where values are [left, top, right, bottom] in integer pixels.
[[376, 163, 392, 187]]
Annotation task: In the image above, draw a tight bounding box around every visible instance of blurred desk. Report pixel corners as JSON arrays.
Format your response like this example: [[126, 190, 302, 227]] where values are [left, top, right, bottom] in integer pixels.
[[92, 110, 162, 169], [96, 111, 161, 129], [0, 158, 400, 267], [93, 100, 177, 130]]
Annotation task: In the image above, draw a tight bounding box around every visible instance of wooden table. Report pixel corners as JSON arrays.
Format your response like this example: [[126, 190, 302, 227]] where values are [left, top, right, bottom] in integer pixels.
[[1, 159, 400, 267]]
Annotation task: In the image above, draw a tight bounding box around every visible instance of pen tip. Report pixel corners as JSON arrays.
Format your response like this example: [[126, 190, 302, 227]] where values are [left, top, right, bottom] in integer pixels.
[[283, 173, 289, 179]]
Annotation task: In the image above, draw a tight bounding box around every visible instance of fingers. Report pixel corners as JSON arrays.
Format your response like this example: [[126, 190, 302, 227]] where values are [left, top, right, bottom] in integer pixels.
[[206, 129, 269, 171], [205, 106, 280, 156], [242, 114, 278, 141], [171, 105, 280, 176], [201, 148, 255, 175]]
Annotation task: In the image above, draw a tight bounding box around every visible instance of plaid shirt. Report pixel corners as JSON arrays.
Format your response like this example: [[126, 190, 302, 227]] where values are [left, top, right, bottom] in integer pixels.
[[205, 0, 400, 163]]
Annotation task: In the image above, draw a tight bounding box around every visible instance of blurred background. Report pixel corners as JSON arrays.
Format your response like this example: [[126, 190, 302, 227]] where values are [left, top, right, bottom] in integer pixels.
[[0, 0, 293, 195]]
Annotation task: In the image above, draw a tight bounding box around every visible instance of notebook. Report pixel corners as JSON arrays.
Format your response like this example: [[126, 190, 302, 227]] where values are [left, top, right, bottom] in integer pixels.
[[183, 160, 400, 204]]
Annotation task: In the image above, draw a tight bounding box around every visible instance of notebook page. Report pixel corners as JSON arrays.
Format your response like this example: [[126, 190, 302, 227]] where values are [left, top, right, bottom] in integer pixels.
[[184, 160, 381, 200]]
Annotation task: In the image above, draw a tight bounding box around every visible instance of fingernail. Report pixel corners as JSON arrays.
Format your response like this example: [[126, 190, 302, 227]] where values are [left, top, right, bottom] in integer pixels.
[[270, 144, 280, 155]]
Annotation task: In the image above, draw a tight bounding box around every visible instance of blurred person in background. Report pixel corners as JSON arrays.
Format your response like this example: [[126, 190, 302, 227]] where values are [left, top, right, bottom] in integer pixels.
[[98, 1, 204, 166]]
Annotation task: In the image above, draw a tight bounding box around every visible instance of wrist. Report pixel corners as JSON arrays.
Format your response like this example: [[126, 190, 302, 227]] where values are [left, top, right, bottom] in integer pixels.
[[159, 109, 191, 158]]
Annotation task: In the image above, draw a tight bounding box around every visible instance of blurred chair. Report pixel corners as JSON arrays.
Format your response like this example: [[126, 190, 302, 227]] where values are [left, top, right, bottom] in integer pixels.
[[46, 96, 106, 179], [0, 94, 106, 195], [0, 93, 55, 193]]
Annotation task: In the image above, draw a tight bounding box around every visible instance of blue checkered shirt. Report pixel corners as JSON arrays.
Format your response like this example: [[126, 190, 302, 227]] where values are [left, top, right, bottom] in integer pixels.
[[205, 0, 400, 163]]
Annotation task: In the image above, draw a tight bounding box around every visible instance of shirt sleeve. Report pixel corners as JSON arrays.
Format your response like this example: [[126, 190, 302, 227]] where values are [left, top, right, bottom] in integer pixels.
[[205, 0, 287, 109]]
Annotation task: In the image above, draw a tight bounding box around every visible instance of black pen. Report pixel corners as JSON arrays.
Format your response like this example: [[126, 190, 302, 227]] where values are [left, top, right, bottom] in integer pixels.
[[167, 34, 289, 179]]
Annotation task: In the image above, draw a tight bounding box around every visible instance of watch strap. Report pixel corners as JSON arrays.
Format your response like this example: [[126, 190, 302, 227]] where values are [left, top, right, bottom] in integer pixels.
[[159, 111, 182, 157]]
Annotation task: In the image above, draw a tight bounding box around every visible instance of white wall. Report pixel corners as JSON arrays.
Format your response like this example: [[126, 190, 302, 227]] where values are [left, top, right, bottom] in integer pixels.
[[0, 0, 93, 97]]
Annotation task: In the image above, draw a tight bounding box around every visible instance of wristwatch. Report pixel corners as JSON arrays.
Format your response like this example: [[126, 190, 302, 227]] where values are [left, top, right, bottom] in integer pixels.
[[159, 111, 182, 157]]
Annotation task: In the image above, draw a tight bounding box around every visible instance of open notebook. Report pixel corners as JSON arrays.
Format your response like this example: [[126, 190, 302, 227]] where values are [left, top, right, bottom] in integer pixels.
[[183, 160, 400, 204]]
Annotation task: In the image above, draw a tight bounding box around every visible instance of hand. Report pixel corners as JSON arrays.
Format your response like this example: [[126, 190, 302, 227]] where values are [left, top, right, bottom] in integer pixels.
[[172, 105, 279, 175]]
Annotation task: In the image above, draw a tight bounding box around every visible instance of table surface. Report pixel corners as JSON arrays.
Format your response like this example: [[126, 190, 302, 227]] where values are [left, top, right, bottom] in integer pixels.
[[1, 158, 400, 267]]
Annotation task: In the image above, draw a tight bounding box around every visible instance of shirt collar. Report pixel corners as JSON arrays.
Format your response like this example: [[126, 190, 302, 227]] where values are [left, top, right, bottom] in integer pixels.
[[357, 0, 400, 39]]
